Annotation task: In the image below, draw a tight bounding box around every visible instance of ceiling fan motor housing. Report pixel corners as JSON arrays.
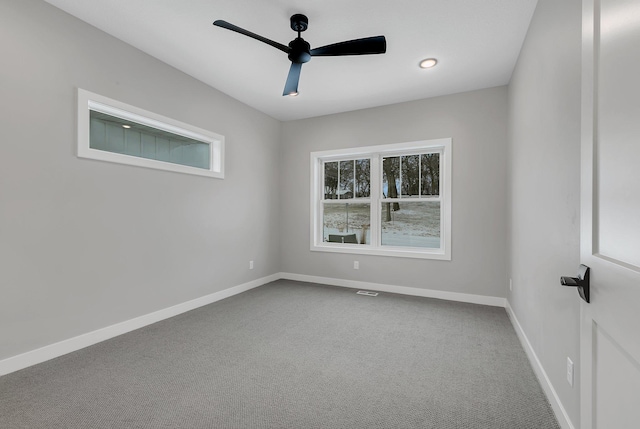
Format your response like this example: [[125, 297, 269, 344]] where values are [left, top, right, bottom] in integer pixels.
[[288, 38, 311, 63]]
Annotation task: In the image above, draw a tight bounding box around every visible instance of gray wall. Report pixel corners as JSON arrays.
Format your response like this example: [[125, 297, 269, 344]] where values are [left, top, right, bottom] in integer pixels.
[[0, 0, 281, 361], [280, 87, 509, 298], [507, 0, 582, 425]]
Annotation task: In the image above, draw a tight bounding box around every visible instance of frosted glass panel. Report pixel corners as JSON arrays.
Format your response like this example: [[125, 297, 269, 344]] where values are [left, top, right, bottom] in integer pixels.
[[90, 111, 210, 170]]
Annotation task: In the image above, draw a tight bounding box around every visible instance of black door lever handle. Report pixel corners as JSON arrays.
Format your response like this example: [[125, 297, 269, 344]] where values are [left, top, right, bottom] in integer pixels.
[[560, 276, 579, 287], [560, 264, 590, 303]]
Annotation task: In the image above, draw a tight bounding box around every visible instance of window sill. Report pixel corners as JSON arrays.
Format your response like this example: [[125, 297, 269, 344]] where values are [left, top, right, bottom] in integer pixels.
[[310, 243, 451, 260]]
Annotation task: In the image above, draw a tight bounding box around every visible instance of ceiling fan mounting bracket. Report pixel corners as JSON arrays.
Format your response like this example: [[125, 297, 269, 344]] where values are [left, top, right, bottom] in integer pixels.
[[290, 14, 308, 33]]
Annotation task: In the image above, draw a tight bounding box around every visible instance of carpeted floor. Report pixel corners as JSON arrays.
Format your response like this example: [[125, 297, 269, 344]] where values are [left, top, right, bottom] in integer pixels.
[[0, 280, 559, 428]]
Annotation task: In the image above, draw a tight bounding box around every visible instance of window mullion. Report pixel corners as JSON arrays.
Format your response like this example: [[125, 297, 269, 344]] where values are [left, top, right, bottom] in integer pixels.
[[353, 159, 356, 197], [337, 162, 341, 200], [318, 159, 325, 244], [399, 155, 402, 199], [370, 155, 381, 247], [418, 154, 422, 198]]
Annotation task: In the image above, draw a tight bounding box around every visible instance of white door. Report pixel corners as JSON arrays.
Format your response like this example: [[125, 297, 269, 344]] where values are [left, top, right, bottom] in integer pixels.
[[580, 0, 640, 427]]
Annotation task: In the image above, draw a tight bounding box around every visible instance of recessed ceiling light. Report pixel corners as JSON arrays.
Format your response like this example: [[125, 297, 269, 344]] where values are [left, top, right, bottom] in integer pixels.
[[122, 124, 131, 129], [288, 91, 299, 97], [419, 58, 438, 69]]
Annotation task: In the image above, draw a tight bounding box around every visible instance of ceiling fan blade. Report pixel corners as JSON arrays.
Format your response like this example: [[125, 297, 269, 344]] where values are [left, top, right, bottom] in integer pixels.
[[283, 62, 303, 96], [213, 20, 290, 54], [310, 35, 386, 57]]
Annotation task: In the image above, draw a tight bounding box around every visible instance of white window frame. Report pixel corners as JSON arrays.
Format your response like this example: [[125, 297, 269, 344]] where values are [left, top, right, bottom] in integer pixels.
[[77, 88, 224, 178], [310, 139, 452, 260]]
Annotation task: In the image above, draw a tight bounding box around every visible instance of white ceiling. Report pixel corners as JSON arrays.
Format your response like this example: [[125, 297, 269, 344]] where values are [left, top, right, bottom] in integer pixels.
[[44, 0, 538, 121]]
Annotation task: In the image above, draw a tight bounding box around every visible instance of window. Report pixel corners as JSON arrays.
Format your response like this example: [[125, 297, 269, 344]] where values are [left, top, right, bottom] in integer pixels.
[[310, 139, 451, 260], [77, 89, 224, 178]]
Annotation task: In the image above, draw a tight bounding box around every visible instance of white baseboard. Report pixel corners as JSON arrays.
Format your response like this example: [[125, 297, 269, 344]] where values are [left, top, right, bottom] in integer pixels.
[[1, 272, 505, 377], [0, 274, 279, 376], [279, 272, 506, 307], [505, 301, 575, 429], [0, 274, 575, 429]]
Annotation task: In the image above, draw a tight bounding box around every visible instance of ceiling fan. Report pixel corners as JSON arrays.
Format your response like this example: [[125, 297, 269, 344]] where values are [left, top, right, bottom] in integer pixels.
[[213, 14, 386, 96]]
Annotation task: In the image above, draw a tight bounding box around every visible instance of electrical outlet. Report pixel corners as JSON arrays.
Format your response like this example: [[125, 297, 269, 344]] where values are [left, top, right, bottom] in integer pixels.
[[249, 260, 254, 270], [354, 261, 359, 270], [567, 357, 574, 387], [509, 278, 513, 292]]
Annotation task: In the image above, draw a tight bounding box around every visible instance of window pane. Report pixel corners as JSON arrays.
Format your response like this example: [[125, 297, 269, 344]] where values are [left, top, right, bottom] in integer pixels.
[[380, 201, 440, 248], [323, 203, 370, 244], [90, 110, 210, 169], [156, 137, 170, 162], [339, 161, 354, 199], [401, 155, 420, 196], [324, 162, 338, 199], [421, 153, 440, 196], [90, 117, 107, 150], [355, 159, 370, 198], [382, 156, 400, 198], [124, 128, 142, 157]]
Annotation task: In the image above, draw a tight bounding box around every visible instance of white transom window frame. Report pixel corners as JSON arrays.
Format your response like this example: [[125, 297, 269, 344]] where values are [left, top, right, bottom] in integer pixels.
[[77, 88, 225, 179], [310, 138, 452, 260]]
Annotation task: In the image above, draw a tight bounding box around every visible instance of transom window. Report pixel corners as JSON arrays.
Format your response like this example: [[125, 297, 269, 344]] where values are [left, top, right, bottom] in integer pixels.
[[77, 89, 224, 178], [310, 139, 451, 260]]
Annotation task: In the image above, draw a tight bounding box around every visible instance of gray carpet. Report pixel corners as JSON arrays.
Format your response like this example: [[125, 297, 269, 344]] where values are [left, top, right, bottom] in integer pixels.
[[0, 280, 560, 428]]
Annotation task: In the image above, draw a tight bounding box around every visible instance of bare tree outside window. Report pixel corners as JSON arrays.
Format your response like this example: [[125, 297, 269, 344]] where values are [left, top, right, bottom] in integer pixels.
[[324, 162, 338, 199], [355, 159, 370, 198], [339, 161, 354, 199], [421, 153, 440, 196]]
